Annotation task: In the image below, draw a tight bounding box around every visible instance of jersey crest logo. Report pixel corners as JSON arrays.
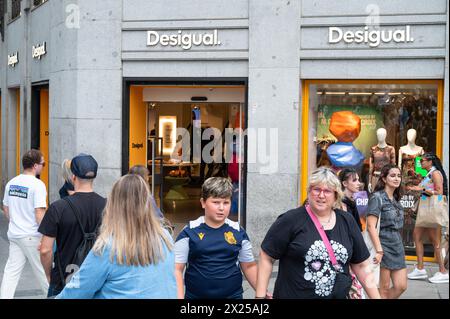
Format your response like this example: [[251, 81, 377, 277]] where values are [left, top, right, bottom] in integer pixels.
[[224, 231, 237, 245], [198, 233, 205, 240]]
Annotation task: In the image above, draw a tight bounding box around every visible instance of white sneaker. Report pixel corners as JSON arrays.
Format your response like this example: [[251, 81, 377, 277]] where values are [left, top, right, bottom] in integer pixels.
[[428, 272, 449, 284], [407, 267, 428, 280]]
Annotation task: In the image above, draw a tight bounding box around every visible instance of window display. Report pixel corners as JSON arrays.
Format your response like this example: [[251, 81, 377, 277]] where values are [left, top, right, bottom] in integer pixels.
[[368, 128, 396, 192], [304, 80, 442, 255]]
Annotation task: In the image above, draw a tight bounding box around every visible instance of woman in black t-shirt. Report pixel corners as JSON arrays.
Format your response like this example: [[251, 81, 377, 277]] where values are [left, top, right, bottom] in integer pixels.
[[256, 167, 381, 299]]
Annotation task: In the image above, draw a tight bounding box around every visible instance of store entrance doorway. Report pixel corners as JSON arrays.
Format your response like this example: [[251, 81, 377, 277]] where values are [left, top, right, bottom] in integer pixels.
[[31, 85, 50, 200], [128, 85, 246, 235]]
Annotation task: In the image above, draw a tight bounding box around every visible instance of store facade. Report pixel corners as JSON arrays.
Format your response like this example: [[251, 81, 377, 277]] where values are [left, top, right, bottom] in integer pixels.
[[299, 1, 448, 258], [1, 0, 449, 256]]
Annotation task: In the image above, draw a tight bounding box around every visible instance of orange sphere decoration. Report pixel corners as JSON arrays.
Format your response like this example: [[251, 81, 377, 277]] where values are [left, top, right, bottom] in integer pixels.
[[329, 111, 361, 142]]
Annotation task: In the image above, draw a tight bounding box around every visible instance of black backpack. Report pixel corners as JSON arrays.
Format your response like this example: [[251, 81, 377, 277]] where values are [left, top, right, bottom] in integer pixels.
[[56, 197, 99, 288]]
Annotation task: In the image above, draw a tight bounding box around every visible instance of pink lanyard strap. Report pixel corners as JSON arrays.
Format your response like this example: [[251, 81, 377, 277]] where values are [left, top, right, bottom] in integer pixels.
[[305, 205, 340, 270]]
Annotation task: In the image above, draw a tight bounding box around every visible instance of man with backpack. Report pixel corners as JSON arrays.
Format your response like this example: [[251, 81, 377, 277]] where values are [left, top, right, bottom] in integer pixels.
[[38, 153, 106, 297]]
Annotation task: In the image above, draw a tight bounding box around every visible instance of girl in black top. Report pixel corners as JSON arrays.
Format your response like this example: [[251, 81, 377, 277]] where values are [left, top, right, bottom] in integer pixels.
[[338, 168, 363, 231]]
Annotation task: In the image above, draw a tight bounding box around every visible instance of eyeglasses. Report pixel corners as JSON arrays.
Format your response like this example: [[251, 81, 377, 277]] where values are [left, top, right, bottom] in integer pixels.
[[310, 187, 334, 197], [39, 162, 46, 167], [420, 159, 430, 164]]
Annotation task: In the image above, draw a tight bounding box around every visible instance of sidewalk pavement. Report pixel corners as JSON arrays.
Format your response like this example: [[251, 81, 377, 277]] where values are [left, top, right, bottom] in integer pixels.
[[0, 213, 47, 299], [1, 212, 448, 299]]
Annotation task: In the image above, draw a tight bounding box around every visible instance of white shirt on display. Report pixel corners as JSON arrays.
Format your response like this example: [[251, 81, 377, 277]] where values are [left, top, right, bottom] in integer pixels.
[[3, 174, 47, 239]]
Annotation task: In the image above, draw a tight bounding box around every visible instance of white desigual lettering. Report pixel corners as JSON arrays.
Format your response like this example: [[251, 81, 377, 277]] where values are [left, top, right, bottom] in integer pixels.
[[329, 26, 413, 47], [147, 30, 221, 50], [32, 42, 47, 60], [7, 52, 19, 67]]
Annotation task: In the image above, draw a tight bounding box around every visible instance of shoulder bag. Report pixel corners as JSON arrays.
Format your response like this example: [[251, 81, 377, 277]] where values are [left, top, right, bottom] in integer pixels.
[[306, 205, 352, 299]]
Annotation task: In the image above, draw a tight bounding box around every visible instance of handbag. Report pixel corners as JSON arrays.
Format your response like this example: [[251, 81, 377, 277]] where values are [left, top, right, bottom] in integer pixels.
[[362, 196, 382, 287], [348, 273, 364, 299], [415, 194, 449, 228], [306, 205, 353, 299]]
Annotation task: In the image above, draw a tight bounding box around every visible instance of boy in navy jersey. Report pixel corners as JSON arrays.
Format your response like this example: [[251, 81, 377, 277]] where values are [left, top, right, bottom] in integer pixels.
[[174, 177, 257, 299]]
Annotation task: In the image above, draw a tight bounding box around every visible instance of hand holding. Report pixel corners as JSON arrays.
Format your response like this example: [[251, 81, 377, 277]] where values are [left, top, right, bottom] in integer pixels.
[[373, 251, 383, 264]]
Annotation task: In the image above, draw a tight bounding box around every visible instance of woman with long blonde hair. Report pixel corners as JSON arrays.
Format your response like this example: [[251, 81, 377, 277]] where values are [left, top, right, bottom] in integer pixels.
[[56, 174, 177, 299]]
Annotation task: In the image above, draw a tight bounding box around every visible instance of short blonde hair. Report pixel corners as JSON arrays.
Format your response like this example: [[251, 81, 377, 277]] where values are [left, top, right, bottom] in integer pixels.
[[307, 167, 344, 209]]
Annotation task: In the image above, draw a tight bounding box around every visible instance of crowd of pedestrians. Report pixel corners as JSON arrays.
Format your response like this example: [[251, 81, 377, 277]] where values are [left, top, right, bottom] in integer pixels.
[[0, 149, 448, 299]]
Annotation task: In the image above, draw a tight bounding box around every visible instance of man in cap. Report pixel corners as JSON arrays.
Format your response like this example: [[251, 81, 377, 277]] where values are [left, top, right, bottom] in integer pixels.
[[38, 154, 106, 297]]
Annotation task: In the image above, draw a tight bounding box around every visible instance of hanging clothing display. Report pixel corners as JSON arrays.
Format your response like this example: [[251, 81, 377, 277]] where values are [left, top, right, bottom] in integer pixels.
[[401, 150, 424, 186], [369, 145, 396, 188], [399, 149, 424, 249]]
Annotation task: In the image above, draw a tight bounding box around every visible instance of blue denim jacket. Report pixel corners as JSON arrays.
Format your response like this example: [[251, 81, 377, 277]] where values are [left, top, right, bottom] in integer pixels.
[[56, 235, 176, 299]]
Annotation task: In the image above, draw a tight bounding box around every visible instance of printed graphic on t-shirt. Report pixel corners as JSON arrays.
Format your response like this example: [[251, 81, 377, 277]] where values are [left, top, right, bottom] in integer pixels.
[[9, 185, 29, 199], [304, 240, 349, 297]]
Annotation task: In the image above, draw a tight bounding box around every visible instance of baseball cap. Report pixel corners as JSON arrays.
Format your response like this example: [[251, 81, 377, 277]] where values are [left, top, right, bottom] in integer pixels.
[[71, 153, 98, 179]]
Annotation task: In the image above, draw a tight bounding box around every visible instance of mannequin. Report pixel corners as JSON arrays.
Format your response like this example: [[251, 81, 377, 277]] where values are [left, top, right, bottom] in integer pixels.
[[398, 128, 425, 250], [368, 128, 396, 192], [398, 128, 424, 188], [398, 129, 424, 169]]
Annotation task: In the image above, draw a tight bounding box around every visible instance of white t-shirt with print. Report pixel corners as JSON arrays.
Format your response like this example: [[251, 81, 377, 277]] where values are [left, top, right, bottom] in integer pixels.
[[3, 174, 47, 239]]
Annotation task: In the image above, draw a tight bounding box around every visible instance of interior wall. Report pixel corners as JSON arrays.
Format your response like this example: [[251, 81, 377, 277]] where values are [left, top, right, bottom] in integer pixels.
[[129, 86, 147, 168], [39, 89, 49, 199]]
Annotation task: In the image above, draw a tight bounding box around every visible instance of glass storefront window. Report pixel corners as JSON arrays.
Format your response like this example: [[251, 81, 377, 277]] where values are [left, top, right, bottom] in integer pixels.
[[33, 0, 47, 8], [11, 0, 21, 20], [1, 0, 6, 40], [304, 81, 442, 256], [128, 85, 247, 236]]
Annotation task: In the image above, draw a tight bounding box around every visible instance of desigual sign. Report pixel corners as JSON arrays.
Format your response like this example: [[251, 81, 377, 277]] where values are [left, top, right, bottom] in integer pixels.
[[329, 26, 414, 48], [147, 30, 221, 50], [7, 52, 19, 67], [32, 42, 47, 60]]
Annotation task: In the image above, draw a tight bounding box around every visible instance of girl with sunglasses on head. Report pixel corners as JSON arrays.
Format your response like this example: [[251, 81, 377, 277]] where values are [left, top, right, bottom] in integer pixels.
[[406, 153, 449, 283]]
